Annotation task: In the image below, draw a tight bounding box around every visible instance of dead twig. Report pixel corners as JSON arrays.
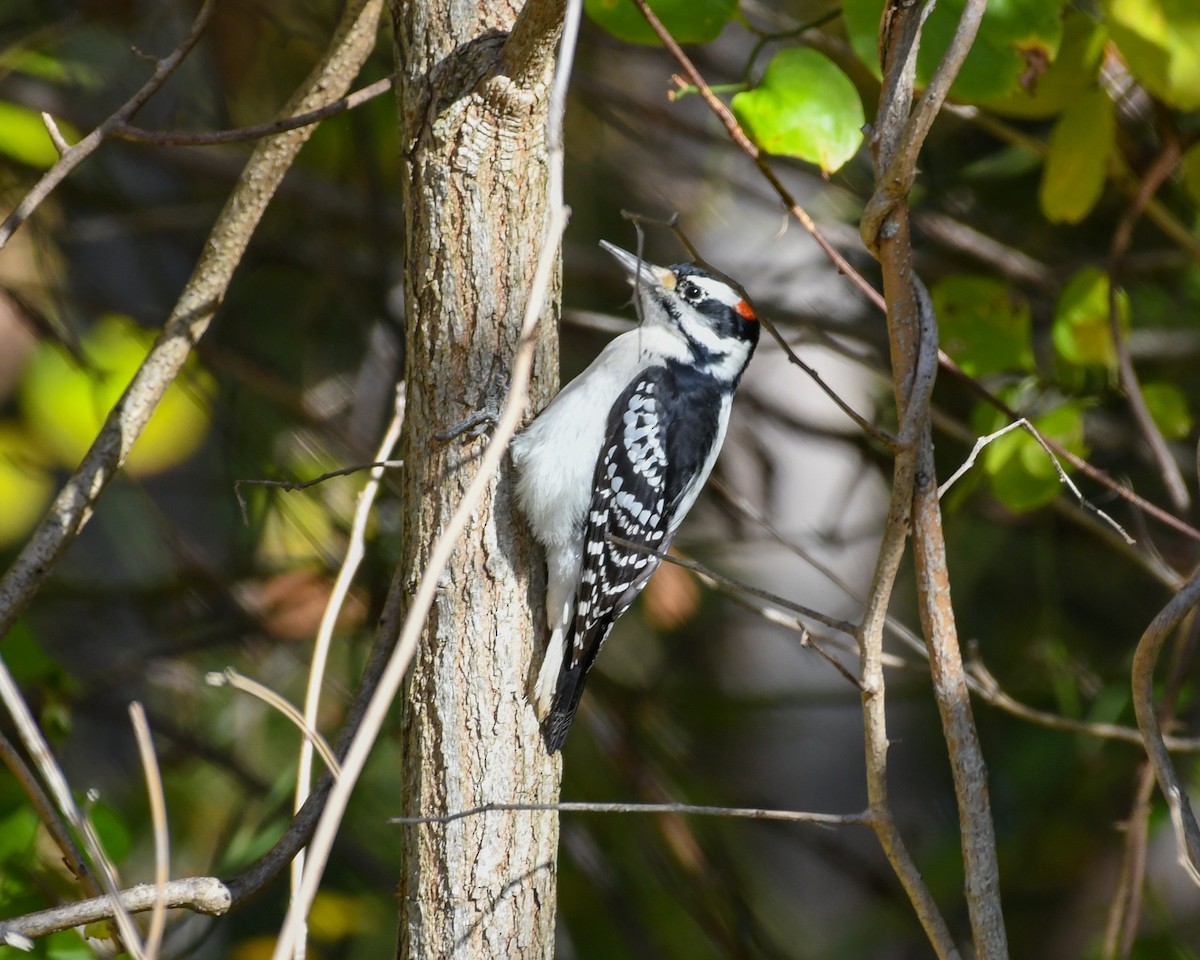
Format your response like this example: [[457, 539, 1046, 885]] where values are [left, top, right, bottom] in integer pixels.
[[0, 0, 219, 249], [391, 799, 870, 828], [112, 76, 395, 146], [939, 418, 1135, 545]]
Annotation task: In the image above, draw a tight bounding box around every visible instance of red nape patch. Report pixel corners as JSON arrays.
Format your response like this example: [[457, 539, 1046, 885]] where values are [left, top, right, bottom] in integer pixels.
[[736, 300, 757, 321]]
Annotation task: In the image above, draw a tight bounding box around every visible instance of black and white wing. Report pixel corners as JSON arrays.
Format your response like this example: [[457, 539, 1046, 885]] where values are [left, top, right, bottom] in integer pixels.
[[543, 364, 723, 751]]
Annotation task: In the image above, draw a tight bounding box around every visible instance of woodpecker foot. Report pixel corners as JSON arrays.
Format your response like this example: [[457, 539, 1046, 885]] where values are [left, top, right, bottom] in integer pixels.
[[436, 367, 509, 442]]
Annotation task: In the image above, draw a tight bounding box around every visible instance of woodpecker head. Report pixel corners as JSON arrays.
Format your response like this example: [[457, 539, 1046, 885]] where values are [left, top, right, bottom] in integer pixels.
[[600, 240, 759, 380]]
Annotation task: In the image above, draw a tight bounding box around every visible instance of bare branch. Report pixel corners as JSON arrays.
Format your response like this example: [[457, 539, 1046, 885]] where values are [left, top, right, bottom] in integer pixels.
[[40, 112, 70, 155], [0, 0, 219, 250], [0, 879, 232, 942], [938, 351, 1200, 544], [939, 418, 1135, 545], [1131, 566, 1200, 885], [112, 76, 395, 147], [391, 800, 871, 828]]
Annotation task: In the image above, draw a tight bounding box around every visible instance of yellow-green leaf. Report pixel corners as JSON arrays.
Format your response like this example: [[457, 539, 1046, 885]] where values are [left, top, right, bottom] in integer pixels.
[[0, 101, 76, 168], [584, 0, 737, 45], [1039, 88, 1114, 224], [731, 49, 864, 173], [1104, 0, 1200, 110], [1052, 267, 1130, 371], [0, 424, 53, 547], [932, 275, 1034, 376], [1182, 143, 1200, 206], [1141, 382, 1193, 440], [980, 402, 1088, 512], [18, 314, 214, 476]]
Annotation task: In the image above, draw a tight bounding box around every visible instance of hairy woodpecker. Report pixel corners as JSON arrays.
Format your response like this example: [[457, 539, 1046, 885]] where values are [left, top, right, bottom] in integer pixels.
[[511, 241, 760, 752]]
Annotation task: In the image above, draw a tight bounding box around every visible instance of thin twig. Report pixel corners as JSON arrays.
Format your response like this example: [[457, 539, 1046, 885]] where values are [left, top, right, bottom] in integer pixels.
[[0, 731, 99, 897], [938, 352, 1200, 543], [205, 669, 341, 779], [939, 418, 1135, 545], [234, 459, 404, 523], [269, 3, 581, 956], [607, 535, 864, 687], [128, 703, 169, 960], [390, 799, 870, 828], [967, 655, 1200, 752], [112, 76, 395, 146], [0, 0, 219, 249], [40, 112, 70, 155], [1107, 129, 1191, 516]]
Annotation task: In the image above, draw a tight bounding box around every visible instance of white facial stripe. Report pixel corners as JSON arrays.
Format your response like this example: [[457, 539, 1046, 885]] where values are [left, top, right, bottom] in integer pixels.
[[688, 274, 743, 309], [676, 310, 752, 380]]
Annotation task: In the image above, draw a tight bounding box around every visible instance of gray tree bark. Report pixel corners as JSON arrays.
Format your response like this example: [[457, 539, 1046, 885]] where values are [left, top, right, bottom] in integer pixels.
[[391, 0, 566, 957]]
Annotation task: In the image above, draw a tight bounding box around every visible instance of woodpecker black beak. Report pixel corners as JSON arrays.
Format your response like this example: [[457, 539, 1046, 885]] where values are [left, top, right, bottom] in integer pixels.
[[599, 241, 675, 291]]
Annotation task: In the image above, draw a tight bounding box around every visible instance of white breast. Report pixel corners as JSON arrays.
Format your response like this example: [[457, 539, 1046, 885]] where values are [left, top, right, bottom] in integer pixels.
[[510, 325, 686, 549]]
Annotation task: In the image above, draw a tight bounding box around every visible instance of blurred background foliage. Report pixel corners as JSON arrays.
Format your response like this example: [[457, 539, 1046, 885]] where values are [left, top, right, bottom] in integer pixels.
[[1, 0, 1199, 957]]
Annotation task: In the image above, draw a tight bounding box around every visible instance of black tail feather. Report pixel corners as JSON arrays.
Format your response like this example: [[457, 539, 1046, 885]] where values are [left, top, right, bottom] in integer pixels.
[[543, 665, 588, 753]]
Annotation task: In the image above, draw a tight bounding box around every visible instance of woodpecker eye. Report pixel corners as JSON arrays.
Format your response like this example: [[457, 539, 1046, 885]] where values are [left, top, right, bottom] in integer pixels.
[[678, 280, 703, 302]]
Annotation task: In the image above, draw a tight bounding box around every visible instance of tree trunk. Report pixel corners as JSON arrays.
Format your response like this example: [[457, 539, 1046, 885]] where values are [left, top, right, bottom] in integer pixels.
[[391, 0, 565, 957]]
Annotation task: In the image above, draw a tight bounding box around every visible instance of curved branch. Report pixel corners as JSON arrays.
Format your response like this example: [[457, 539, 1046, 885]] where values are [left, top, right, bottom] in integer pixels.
[[1131, 565, 1200, 885]]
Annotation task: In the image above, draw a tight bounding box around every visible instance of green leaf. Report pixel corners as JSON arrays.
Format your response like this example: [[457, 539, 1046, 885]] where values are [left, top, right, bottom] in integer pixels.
[[843, 0, 1070, 102], [0, 101, 76, 169], [1, 623, 58, 689], [1052, 267, 1130, 371], [1039, 88, 1114, 224], [979, 402, 1088, 512], [980, 10, 1107, 118], [584, 0, 737, 45], [1104, 0, 1200, 110], [1141, 382, 1193, 440], [731, 49, 865, 172], [18, 314, 214, 476], [88, 802, 132, 865], [1182, 143, 1200, 206], [0, 807, 39, 863], [932, 275, 1034, 376]]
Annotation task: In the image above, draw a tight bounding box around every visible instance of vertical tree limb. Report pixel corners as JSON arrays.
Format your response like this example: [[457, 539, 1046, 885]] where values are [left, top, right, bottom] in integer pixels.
[[390, 0, 569, 955], [867, 2, 1008, 958]]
